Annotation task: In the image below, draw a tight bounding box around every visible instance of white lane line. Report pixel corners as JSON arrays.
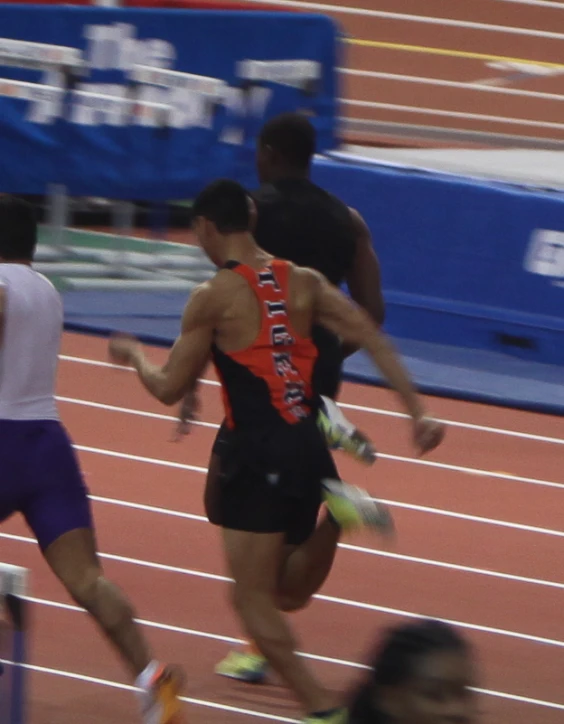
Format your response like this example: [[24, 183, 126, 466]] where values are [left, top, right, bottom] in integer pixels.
[[20, 593, 564, 711], [26, 594, 366, 670], [57, 395, 220, 429], [0, 659, 298, 722], [488, 0, 564, 8], [377, 453, 564, 491], [6, 657, 564, 717], [76, 443, 208, 474], [71, 442, 564, 536], [3, 531, 564, 652], [73, 433, 564, 495], [471, 686, 564, 712], [341, 68, 564, 101], [240, 0, 564, 39], [58, 395, 564, 491], [344, 99, 564, 130], [88, 492, 564, 591], [59, 396, 175, 422], [92, 494, 209, 523], [58, 353, 564, 445], [338, 544, 564, 590], [377, 498, 564, 539], [335, 402, 564, 447], [60, 354, 124, 370]]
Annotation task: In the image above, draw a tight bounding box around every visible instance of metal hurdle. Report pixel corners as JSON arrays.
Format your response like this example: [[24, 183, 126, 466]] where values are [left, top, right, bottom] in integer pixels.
[[0, 38, 85, 262], [0, 42, 323, 293], [51, 62, 228, 290], [0, 40, 219, 291], [59, 57, 323, 290]]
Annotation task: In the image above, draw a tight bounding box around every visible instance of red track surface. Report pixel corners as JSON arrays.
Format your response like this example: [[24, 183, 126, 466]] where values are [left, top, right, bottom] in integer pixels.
[[255, 0, 564, 146], [2, 331, 564, 723]]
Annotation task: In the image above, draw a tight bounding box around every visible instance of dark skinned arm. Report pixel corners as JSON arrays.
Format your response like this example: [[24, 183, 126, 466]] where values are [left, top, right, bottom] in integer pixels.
[[341, 207, 385, 359]]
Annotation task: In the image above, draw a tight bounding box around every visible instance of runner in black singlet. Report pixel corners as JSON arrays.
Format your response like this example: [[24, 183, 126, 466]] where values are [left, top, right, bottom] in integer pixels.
[[252, 113, 385, 404]]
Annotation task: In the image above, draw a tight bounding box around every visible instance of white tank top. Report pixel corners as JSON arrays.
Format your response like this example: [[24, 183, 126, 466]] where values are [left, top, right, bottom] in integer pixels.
[[0, 264, 62, 421]]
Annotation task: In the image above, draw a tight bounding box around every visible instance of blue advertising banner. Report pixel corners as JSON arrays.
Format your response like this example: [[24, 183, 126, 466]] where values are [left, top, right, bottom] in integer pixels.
[[0, 6, 339, 198]]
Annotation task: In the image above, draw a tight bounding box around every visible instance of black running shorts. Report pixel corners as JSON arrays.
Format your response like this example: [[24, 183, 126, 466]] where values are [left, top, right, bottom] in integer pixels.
[[206, 416, 338, 546]]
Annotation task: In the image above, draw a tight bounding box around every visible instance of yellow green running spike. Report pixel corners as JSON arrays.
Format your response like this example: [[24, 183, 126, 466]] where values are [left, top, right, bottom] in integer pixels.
[[317, 397, 377, 465], [215, 650, 268, 684], [323, 479, 395, 536], [302, 707, 349, 724]]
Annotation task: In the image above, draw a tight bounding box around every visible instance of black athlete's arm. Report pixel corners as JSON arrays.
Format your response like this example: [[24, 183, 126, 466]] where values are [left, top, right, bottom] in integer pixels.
[[311, 269, 418, 417], [341, 208, 385, 359], [346, 208, 384, 325], [108, 282, 216, 406], [309, 268, 444, 454]]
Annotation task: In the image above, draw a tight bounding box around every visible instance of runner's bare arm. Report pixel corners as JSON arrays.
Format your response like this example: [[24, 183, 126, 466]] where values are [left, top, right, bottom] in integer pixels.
[[311, 269, 422, 420], [340, 208, 385, 359], [346, 208, 385, 326], [311, 268, 444, 454], [109, 283, 217, 406]]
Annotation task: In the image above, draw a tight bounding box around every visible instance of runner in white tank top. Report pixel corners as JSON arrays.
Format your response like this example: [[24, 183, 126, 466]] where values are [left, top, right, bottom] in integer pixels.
[[0, 264, 61, 421], [0, 196, 184, 723]]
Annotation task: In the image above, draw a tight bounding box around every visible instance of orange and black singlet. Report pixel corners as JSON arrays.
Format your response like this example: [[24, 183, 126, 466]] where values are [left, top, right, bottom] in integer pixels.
[[211, 259, 319, 431]]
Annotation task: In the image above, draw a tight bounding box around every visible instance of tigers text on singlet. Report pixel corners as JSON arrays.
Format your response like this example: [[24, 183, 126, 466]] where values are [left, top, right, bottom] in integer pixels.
[[211, 260, 318, 429]]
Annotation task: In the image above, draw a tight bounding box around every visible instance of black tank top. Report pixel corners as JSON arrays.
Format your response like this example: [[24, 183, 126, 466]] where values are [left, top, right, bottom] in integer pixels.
[[252, 178, 356, 287]]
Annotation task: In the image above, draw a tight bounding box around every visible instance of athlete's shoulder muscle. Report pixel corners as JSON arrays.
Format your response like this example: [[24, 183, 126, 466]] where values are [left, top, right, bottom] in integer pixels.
[[180, 278, 221, 332], [291, 263, 324, 286], [183, 268, 250, 330], [287, 263, 323, 309]]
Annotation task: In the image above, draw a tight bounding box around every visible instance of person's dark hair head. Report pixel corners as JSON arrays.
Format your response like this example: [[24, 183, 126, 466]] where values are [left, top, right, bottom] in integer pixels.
[[349, 619, 474, 723], [191, 179, 250, 234], [258, 113, 316, 171], [370, 619, 469, 689], [0, 195, 37, 261]]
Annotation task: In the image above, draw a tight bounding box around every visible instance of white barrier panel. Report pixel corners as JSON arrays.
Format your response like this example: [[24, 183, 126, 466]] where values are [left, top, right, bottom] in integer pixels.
[[0, 79, 62, 102], [131, 64, 227, 98], [0, 37, 83, 71], [236, 59, 321, 88], [71, 88, 172, 127], [0, 78, 172, 126]]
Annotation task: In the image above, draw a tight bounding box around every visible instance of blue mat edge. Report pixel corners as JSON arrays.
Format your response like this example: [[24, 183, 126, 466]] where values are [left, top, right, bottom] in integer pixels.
[[65, 322, 564, 417], [340, 367, 564, 417]]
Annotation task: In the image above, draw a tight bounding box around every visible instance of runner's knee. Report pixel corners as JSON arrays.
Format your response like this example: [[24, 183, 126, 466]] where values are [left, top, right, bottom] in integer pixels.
[[64, 567, 101, 607], [66, 570, 134, 629], [232, 580, 311, 615], [230, 581, 254, 613], [277, 592, 312, 613], [231, 581, 275, 615]]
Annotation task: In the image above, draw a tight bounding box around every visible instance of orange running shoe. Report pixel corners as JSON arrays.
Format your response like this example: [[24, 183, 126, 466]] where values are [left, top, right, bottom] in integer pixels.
[[138, 662, 186, 724]]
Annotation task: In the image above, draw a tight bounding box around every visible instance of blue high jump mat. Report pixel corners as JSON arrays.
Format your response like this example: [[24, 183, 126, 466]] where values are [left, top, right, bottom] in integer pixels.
[[61, 288, 564, 416]]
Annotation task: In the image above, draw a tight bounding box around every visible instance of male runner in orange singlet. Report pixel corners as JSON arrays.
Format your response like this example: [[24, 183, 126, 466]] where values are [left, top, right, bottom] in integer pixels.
[[187, 114, 386, 683], [109, 180, 445, 724]]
